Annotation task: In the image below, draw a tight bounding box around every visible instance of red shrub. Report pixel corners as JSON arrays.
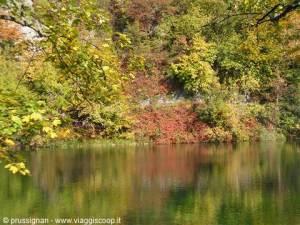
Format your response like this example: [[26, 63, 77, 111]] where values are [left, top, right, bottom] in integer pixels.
[[0, 20, 22, 40], [127, 0, 174, 32], [133, 104, 209, 144]]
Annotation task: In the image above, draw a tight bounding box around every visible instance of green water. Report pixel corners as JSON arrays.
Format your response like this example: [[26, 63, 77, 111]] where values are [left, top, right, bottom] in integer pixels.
[[0, 142, 300, 225]]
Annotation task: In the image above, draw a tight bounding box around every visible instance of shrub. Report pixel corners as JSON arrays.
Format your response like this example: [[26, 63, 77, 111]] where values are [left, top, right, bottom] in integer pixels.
[[197, 91, 262, 141], [168, 35, 219, 94]]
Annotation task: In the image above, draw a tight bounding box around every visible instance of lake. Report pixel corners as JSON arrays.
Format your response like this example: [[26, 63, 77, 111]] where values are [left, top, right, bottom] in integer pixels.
[[0, 142, 300, 225]]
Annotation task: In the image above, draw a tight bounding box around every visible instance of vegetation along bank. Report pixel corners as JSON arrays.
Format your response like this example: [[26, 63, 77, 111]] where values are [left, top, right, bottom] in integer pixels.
[[0, 0, 299, 174]]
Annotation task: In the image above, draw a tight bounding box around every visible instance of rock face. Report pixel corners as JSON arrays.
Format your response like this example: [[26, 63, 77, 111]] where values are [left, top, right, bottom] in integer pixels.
[[23, 0, 33, 8], [0, 4, 35, 40], [21, 26, 38, 39]]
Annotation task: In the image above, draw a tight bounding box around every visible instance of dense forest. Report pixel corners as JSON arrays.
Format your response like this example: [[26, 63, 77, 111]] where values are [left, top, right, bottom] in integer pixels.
[[0, 0, 299, 174]]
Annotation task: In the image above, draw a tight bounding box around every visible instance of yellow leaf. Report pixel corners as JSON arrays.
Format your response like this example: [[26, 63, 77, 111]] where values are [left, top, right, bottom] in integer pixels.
[[11, 115, 20, 122], [18, 162, 26, 169], [22, 115, 31, 123], [103, 66, 110, 72], [43, 127, 52, 133], [4, 164, 11, 169], [50, 132, 58, 139], [8, 165, 18, 174], [112, 85, 119, 91], [52, 119, 61, 127], [30, 112, 43, 121], [4, 139, 15, 146], [5, 163, 30, 175]]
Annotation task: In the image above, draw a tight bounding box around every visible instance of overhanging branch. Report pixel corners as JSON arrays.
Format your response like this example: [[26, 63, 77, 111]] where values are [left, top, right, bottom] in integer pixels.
[[201, 0, 300, 30], [256, 0, 300, 25]]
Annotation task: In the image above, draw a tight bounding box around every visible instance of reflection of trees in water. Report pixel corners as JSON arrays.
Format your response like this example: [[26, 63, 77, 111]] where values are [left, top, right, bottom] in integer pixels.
[[124, 143, 300, 225], [30, 149, 97, 196], [0, 143, 299, 224], [158, 143, 300, 225]]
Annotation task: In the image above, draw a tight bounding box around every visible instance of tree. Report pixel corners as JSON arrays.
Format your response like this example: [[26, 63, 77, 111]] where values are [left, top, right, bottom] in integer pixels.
[[0, 0, 129, 135]]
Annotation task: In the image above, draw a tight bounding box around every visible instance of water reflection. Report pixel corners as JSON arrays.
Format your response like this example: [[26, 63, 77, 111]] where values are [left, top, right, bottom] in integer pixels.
[[0, 142, 300, 225]]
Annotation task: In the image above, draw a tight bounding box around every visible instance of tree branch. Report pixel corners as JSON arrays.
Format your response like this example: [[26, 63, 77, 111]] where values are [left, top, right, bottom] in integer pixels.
[[201, 0, 300, 29], [256, 3, 283, 25], [256, 0, 300, 25], [272, 0, 300, 22], [201, 12, 261, 29]]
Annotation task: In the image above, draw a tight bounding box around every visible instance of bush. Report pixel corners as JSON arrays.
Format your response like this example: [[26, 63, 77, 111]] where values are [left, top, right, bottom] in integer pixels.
[[197, 91, 262, 142], [168, 35, 219, 94]]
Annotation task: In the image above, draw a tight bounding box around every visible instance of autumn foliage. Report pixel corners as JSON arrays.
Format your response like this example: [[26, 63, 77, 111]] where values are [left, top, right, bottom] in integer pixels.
[[134, 104, 209, 144], [0, 20, 21, 40]]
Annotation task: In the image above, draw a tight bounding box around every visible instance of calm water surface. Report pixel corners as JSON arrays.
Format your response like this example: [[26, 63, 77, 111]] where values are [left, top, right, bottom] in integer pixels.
[[0, 142, 300, 225]]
